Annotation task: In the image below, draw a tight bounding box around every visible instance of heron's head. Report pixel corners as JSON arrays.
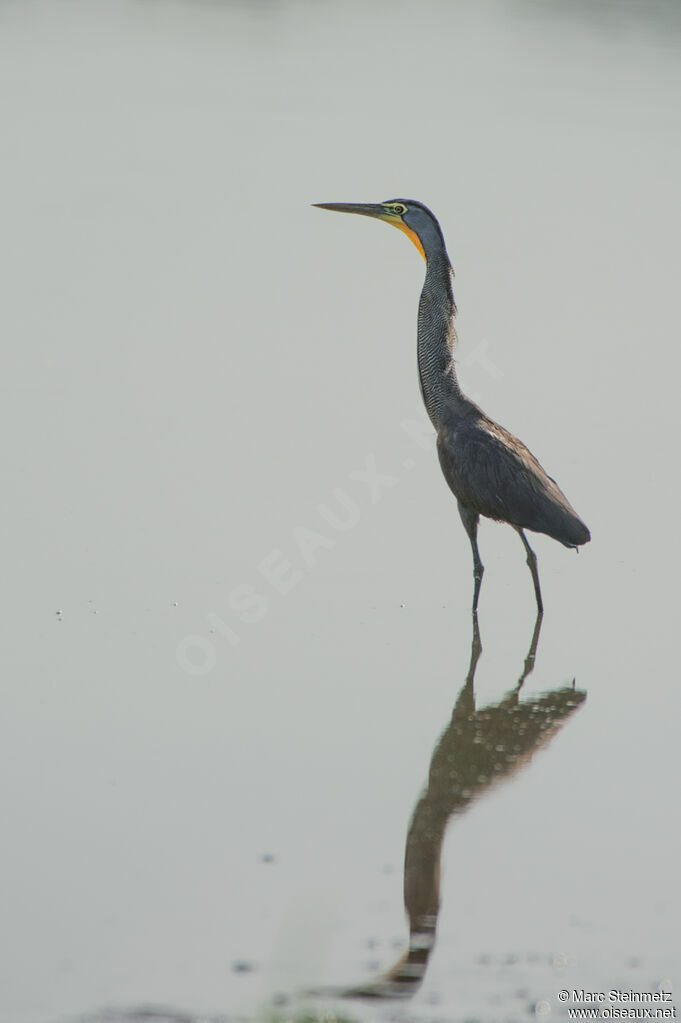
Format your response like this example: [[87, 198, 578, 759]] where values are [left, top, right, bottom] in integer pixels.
[[313, 198, 445, 263]]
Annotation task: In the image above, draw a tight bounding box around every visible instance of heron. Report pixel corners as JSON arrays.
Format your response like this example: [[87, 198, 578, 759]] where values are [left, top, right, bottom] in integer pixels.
[[314, 199, 590, 612]]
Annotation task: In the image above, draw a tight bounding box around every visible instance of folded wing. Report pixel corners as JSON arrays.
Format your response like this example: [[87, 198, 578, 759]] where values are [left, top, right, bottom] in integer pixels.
[[437, 414, 590, 548]]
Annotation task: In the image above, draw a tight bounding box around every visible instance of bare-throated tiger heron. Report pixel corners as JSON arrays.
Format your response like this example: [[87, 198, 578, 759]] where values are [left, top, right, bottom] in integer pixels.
[[314, 199, 590, 613]]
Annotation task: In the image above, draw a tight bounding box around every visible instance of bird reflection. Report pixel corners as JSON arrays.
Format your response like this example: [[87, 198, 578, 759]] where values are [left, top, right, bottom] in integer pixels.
[[340, 611, 586, 1001]]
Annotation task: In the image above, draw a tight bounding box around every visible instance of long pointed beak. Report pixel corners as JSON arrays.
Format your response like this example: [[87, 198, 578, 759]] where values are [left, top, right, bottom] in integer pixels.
[[313, 202, 390, 221], [313, 200, 427, 262]]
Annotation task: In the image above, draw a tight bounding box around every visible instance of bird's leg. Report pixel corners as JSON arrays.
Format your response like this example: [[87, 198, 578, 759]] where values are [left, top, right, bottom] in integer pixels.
[[458, 502, 484, 612], [516, 528, 544, 614]]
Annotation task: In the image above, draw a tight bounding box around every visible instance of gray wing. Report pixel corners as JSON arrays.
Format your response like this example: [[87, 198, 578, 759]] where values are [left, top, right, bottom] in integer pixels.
[[437, 415, 590, 547]]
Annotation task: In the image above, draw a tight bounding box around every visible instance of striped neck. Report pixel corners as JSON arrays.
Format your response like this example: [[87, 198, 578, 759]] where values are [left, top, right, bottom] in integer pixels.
[[416, 252, 461, 429]]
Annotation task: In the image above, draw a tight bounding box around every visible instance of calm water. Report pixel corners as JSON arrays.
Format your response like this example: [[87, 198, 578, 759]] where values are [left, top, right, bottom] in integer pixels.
[[1, 2, 680, 1022]]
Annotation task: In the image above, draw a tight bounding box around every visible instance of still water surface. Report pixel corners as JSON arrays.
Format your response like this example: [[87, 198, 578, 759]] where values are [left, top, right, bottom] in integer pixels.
[[1, 2, 680, 1022]]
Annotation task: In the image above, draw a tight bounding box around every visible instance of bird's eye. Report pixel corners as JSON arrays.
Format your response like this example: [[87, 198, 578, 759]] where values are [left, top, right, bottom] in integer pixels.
[[391, 203, 407, 215]]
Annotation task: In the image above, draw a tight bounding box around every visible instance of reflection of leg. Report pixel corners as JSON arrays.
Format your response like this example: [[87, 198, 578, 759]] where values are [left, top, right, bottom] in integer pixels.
[[471, 611, 482, 669], [517, 609, 544, 691], [453, 612, 481, 718], [516, 527, 543, 613], [470, 609, 480, 675], [458, 502, 484, 611], [465, 611, 483, 686]]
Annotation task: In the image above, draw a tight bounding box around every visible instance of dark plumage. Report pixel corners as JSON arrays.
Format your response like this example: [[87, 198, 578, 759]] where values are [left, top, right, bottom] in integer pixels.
[[314, 198, 590, 611], [436, 404, 590, 548]]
